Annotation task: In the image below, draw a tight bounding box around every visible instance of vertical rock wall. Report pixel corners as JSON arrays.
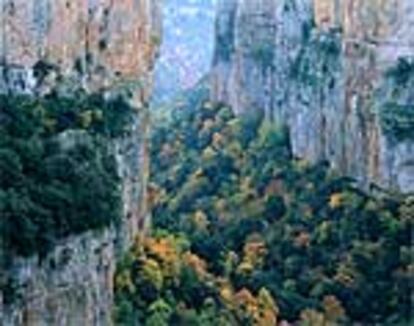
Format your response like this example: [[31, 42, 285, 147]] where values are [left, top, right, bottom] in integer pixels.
[[211, 0, 414, 192], [0, 0, 161, 101], [0, 0, 161, 325]]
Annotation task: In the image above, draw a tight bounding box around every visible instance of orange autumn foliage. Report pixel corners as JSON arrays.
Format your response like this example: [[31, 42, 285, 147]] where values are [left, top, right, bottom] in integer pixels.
[[323, 295, 346, 322], [329, 193, 343, 209], [232, 288, 279, 326], [183, 252, 208, 278], [144, 237, 181, 279]]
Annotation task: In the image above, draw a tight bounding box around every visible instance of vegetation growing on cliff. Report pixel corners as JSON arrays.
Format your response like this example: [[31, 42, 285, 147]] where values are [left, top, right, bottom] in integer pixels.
[[250, 40, 275, 66], [290, 32, 341, 87], [380, 58, 414, 141], [0, 93, 132, 258], [380, 103, 414, 141], [387, 57, 414, 87], [115, 99, 412, 325]]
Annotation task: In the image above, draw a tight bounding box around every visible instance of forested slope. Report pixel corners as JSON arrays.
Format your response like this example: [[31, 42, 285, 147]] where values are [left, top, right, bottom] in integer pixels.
[[115, 96, 412, 325]]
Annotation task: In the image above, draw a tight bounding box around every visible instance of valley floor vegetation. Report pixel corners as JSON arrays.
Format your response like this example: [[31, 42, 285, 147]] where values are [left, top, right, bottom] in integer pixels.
[[115, 98, 412, 325]]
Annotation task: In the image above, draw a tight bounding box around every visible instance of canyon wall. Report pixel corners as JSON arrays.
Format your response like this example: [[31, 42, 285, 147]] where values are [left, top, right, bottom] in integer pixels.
[[0, 0, 161, 324], [211, 0, 414, 192]]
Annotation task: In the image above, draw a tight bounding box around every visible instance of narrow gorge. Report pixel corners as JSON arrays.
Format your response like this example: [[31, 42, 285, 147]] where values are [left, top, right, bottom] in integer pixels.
[[0, 1, 413, 325]]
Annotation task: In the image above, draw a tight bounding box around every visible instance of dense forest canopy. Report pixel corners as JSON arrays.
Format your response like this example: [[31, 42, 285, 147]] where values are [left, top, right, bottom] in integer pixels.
[[114, 93, 413, 325]]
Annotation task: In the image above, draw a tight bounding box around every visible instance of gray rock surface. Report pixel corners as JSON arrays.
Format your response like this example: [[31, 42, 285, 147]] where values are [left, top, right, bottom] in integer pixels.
[[211, 0, 414, 192], [0, 0, 161, 324], [1, 230, 116, 326]]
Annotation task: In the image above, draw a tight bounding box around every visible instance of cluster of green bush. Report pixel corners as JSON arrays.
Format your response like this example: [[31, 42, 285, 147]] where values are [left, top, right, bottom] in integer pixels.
[[290, 31, 341, 87], [115, 99, 412, 325], [0, 93, 132, 258], [387, 57, 414, 87], [380, 58, 414, 142], [380, 103, 414, 141]]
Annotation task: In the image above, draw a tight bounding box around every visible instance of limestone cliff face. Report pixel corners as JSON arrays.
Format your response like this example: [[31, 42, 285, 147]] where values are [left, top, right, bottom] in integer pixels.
[[0, 0, 161, 325], [0, 0, 161, 102], [211, 0, 414, 192], [2, 230, 116, 325]]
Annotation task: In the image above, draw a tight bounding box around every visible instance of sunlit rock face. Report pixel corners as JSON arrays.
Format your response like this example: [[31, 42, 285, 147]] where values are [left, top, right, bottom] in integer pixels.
[[211, 0, 414, 193], [0, 0, 161, 103], [0, 1, 161, 325]]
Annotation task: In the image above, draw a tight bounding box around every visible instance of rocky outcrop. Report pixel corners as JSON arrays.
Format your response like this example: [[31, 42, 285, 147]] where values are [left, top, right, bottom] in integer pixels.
[[0, 0, 161, 325], [1, 230, 116, 325], [211, 0, 414, 193]]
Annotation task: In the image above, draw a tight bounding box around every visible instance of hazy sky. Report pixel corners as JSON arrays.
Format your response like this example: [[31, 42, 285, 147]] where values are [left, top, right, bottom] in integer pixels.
[[152, 0, 217, 105]]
